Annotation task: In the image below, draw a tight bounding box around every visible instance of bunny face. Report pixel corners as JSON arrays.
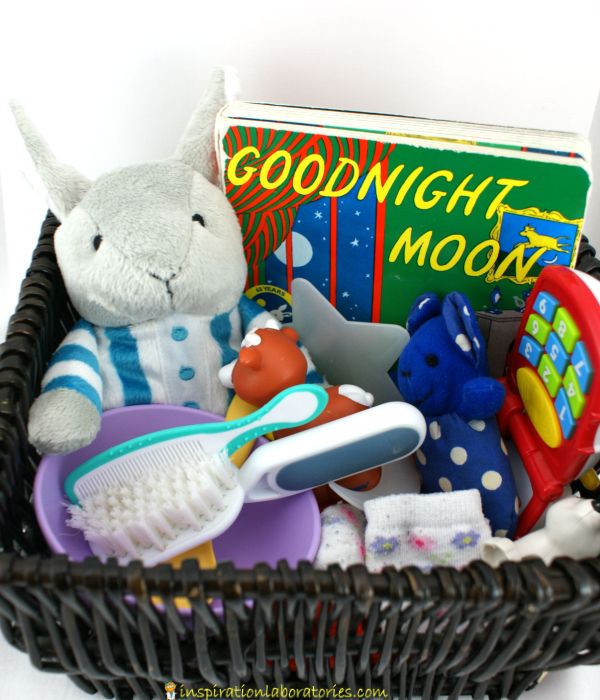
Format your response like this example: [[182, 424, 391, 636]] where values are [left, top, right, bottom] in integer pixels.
[[56, 162, 247, 326], [396, 292, 488, 417], [12, 67, 245, 328]]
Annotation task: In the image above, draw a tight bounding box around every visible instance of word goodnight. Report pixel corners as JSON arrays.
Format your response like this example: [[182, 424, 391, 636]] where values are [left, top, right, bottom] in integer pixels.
[[226, 147, 529, 220]]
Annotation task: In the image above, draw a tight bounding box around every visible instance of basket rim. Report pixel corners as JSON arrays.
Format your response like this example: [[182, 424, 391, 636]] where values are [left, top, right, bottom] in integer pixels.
[[1, 211, 600, 600]]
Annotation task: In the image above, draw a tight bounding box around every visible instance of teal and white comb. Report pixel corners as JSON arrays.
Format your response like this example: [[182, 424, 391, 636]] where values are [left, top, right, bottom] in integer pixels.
[[65, 384, 328, 505]]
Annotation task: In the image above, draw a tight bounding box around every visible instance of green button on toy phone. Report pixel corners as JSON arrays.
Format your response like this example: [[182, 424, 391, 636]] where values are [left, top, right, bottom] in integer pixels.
[[537, 354, 562, 397], [563, 365, 586, 418], [525, 313, 551, 345], [553, 307, 580, 353]]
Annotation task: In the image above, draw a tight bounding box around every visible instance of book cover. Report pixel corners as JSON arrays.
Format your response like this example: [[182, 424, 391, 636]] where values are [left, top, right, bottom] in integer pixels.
[[216, 109, 591, 327]]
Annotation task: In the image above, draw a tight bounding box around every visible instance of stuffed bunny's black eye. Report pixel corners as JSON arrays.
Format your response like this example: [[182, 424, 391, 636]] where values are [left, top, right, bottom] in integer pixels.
[[93, 234, 103, 251], [425, 354, 439, 367], [192, 213, 205, 227]]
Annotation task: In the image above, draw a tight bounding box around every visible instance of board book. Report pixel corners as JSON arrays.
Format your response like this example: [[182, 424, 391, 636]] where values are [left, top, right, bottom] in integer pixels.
[[215, 103, 592, 327]]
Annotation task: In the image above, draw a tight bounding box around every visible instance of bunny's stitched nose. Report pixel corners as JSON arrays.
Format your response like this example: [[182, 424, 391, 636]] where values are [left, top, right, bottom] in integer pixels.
[[149, 270, 180, 308], [149, 269, 181, 283]]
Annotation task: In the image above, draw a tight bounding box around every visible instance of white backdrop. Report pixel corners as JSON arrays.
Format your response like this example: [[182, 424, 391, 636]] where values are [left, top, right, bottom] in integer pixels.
[[2, 0, 600, 336], [1, 1, 600, 697]]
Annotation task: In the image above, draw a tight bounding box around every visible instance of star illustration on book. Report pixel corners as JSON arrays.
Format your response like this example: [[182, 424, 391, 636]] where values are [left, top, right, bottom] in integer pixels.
[[350, 238, 359, 247], [342, 291, 350, 298], [355, 210, 361, 216], [291, 278, 407, 404], [314, 211, 323, 220]]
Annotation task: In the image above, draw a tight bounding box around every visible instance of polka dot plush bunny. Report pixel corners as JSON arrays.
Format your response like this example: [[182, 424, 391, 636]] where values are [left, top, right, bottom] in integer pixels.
[[395, 291, 518, 537]]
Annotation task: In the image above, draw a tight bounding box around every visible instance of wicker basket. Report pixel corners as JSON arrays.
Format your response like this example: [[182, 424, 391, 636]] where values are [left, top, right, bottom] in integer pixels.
[[1, 212, 600, 700]]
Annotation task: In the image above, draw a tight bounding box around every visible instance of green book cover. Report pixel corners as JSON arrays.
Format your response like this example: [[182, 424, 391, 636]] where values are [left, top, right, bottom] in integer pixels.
[[216, 106, 591, 326]]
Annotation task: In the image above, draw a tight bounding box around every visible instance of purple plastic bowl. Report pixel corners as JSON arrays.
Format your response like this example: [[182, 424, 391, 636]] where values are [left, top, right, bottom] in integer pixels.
[[34, 404, 321, 569]]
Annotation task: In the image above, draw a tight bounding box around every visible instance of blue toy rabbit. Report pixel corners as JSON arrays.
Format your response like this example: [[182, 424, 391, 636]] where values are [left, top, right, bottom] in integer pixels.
[[396, 291, 518, 537]]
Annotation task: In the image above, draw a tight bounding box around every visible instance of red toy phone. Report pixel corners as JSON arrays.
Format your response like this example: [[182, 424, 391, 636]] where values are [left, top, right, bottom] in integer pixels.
[[499, 265, 600, 536]]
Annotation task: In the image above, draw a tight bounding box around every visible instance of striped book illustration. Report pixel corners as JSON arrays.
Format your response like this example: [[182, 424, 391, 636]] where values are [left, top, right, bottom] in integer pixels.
[[216, 103, 591, 326]]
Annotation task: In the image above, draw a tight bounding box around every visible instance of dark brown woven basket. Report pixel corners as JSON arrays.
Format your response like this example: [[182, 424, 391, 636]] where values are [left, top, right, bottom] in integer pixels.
[[1, 213, 600, 700]]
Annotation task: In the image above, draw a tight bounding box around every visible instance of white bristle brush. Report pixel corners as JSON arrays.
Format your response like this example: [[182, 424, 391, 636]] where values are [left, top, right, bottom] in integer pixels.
[[65, 384, 328, 564]]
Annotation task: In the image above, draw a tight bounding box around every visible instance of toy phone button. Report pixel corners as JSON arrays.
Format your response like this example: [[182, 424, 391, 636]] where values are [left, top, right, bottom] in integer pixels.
[[518, 335, 543, 367], [537, 354, 562, 398], [525, 313, 551, 345], [533, 292, 559, 323], [553, 307, 580, 353], [572, 341, 593, 393], [563, 365, 586, 419], [545, 332, 569, 376], [554, 388, 576, 440], [516, 366, 562, 448]]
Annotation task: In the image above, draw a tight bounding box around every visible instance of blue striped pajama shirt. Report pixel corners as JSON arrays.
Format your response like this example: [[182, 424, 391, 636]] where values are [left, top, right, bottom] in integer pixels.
[[40, 296, 319, 417]]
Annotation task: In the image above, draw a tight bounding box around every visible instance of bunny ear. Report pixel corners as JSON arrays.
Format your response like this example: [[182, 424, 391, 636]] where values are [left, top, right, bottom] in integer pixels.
[[406, 292, 442, 335], [10, 101, 91, 221], [442, 292, 487, 370], [174, 66, 239, 183]]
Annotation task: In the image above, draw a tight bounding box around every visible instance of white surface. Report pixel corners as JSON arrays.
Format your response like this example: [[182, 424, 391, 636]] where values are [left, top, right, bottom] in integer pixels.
[[1, 0, 600, 323], [1, 0, 600, 696], [0, 632, 599, 699]]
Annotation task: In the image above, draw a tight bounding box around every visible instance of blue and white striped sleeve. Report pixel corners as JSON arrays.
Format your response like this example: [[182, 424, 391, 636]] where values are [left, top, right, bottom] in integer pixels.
[[40, 319, 103, 412], [238, 295, 276, 335]]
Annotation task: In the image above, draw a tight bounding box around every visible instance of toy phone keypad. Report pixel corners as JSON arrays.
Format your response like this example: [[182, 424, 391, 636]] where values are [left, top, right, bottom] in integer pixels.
[[503, 265, 600, 534], [516, 286, 593, 443]]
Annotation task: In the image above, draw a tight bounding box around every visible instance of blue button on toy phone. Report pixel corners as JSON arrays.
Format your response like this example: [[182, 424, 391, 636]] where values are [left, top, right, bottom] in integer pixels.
[[533, 291, 560, 322], [518, 335, 543, 367], [572, 341, 593, 393], [545, 331, 570, 375]]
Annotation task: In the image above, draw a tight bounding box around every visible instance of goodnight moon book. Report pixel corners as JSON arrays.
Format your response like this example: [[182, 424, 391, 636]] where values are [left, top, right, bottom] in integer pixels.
[[215, 103, 591, 327]]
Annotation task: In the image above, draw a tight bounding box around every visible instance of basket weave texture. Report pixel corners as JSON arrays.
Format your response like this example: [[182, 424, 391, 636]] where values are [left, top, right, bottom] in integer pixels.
[[1, 213, 600, 699]]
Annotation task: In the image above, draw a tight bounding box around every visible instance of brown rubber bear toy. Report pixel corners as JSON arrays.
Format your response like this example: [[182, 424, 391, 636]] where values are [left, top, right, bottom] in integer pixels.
[[231, 326, 381, 509]]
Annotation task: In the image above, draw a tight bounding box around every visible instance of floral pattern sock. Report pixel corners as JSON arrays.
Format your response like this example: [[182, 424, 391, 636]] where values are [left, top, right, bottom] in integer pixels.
[[314, 503, 366, 569], [364, 490, 491, 572]]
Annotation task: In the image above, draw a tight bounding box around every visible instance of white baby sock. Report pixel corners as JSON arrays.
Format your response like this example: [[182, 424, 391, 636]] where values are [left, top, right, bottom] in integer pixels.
[[364, 489, 491, 572], [314, 503, 366, 569]]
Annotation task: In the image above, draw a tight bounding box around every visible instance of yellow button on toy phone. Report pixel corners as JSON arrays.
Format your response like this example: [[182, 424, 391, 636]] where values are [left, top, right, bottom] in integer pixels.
[[516, 366, 562, 448]]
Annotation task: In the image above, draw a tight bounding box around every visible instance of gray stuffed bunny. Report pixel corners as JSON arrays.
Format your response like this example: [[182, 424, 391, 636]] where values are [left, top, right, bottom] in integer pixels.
[[12, 68, 301, 454]]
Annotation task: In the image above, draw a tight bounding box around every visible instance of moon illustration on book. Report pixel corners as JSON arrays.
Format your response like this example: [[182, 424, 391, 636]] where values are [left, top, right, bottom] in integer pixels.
[[273, 230, 314, 267]]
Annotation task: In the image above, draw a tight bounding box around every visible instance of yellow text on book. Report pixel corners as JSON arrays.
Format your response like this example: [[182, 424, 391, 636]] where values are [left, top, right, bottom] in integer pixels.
[[226, 147, 529, 220], [388, 227, 546, 282]]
